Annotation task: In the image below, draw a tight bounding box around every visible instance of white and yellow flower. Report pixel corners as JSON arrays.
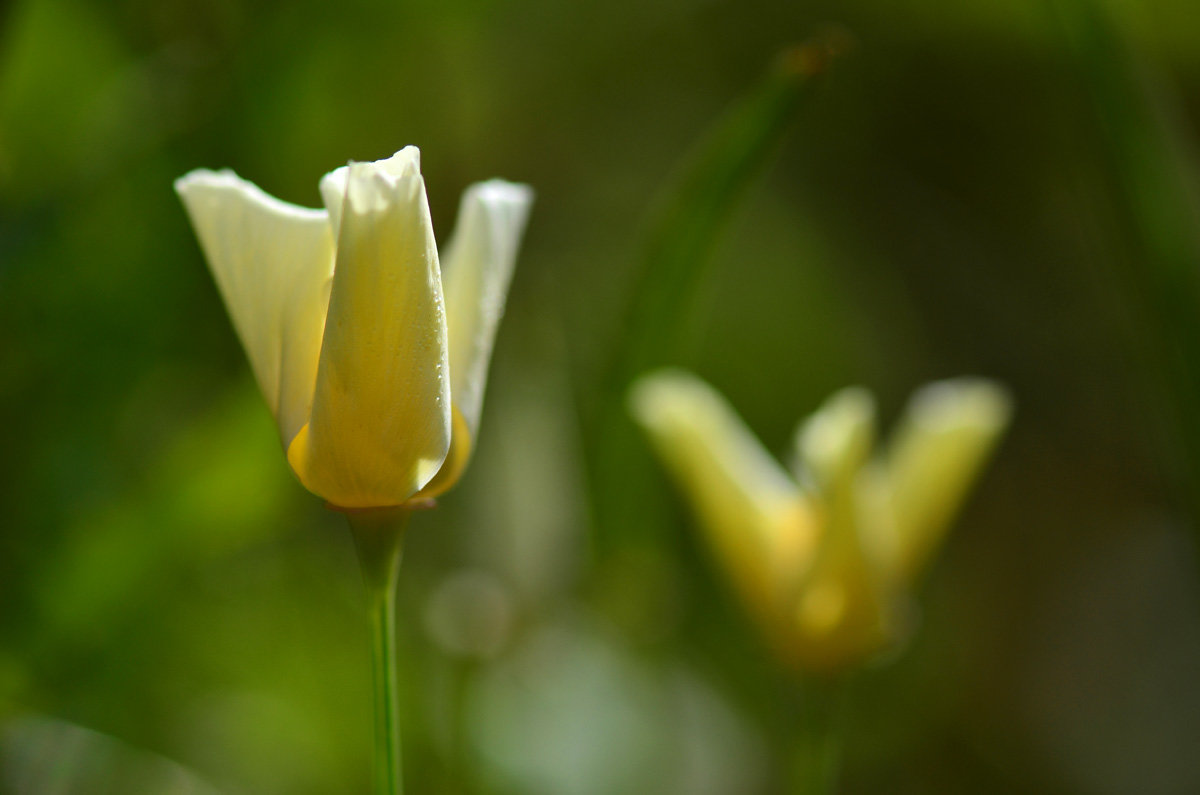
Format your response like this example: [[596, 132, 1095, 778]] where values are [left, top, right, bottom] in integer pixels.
[[176, 147, 532, 509], [630, 370, 1010, 672]]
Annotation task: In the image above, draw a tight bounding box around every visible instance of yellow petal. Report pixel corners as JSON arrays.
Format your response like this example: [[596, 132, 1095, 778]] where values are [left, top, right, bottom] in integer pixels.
[[416, 180, 533, 499], [787, 387, 893, 672], [792, 387, 876, 496], [629, 370, 816, 622], [286, 159, 451, 508], [410, 406, 472, 502], [787, 555, 895, 672], [174, 170, 334, 448], [871, 378, 1012, 583]]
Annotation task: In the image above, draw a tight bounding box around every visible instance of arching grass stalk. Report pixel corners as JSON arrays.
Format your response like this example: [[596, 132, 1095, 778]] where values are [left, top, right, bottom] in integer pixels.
[[347, 507, 412, 795]]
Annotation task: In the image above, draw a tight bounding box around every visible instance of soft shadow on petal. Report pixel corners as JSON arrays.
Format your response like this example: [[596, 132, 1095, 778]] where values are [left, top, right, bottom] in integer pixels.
[[288, 161, 451, 508], [175, 170, 335, 447]]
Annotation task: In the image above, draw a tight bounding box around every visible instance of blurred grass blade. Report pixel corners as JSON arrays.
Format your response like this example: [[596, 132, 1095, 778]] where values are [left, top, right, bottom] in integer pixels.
[[1056, 0, 1200, 516], [2, 715, 224, 795], [587, 35, 846, 552], [612, 34, 846, 385]]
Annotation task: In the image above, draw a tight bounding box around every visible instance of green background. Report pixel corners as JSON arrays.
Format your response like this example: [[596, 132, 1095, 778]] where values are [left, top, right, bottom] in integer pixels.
[[3, 0, 1200, 792]]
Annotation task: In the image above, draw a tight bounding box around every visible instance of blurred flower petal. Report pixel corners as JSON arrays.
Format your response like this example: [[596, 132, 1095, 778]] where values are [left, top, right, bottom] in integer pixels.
[[629, 370, 817, 622], [792, 386, 876, 496], [788, 388, 893, 669], [873, 378, 1012, 582]]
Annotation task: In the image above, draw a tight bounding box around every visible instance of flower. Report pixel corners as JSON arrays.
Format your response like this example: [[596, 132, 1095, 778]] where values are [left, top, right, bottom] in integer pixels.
[[629, 370, 1011, 673], [175, 147, 533, 509]]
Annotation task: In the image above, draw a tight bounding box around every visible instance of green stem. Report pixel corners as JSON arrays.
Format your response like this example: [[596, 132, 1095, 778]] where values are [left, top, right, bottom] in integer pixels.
[[347, 508, 412, 795], [789, 677, 849, 794]]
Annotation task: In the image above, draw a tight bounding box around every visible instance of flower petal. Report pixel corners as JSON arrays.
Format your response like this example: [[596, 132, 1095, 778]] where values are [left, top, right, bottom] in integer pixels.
[[791, 387, 876, 496], [174, 169, 334, 447], [788, 387, 894, 672], [286, 159, 451, 508], [319, 147, 421, 240], [417, 180, 533, 499], [870, 378, 1012, 583], [629, 370, 816, 620]]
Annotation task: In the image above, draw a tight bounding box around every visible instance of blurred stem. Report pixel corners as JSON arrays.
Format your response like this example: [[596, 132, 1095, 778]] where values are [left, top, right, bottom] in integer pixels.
[[347, 508, 411, 795], [1055, 0, 1200, 525], [789, 677, 849, 794]]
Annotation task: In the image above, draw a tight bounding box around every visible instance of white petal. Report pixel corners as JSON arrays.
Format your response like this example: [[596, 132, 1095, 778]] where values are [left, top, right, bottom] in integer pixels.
[[319, 146, 421, 241], [444, 182, 533, 435], [175, 169, 334, 447], [412, 179, 533, 501]]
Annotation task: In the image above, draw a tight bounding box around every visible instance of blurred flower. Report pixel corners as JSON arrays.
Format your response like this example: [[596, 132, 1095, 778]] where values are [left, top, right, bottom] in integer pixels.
[[630, 370, 1011, 673], [176, 148, 532, 509]]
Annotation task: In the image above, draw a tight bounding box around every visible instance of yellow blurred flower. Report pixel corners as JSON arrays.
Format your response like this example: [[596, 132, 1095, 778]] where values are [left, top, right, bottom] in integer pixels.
[[630, 370, 1011, 673], [176, 147, 532, 509]]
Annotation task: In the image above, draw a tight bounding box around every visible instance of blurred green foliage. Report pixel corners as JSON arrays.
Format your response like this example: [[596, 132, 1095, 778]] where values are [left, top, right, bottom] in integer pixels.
[[4, 0, 1200, 793]]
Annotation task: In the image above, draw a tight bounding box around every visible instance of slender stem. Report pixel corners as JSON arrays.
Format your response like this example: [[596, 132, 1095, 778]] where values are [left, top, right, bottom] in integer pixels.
[[789, 676, 849, 794], [347, 508, 411, 795]]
